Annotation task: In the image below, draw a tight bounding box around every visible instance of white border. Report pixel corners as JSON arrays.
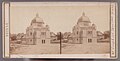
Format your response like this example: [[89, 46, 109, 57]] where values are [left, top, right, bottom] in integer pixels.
[[11, 54, 110, 58], [4, 3, 10, 58], [10, 2, 111, 6], [110, 2, 116, 57], [3, 2, 117, 59]]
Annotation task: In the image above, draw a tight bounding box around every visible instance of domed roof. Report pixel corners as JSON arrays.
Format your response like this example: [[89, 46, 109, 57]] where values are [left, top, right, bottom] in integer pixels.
[[77, 12, 91, 23], [31, 13, 44, 24]]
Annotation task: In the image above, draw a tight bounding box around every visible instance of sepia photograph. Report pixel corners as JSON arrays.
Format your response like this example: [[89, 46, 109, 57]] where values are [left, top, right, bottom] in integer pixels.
[[2, 2, 117, 58]]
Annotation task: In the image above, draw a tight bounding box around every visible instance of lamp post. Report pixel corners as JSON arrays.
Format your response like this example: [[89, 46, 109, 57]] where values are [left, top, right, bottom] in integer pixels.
[[57, 32, 62, 54], [59, 32, 62, 54]]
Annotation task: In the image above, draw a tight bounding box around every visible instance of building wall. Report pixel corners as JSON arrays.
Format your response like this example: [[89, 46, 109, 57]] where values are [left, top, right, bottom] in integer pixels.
[[26, 28, 51, 45], [25, 14, 51, 45], [36, 38, 51, 44], [26, 25, 50, 44], [72, 24, 97, 44]]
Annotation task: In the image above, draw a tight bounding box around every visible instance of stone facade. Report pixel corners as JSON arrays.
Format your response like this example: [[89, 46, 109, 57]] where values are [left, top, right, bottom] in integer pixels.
[[26, 13, 50, 45], [72, 12, 97, 44]]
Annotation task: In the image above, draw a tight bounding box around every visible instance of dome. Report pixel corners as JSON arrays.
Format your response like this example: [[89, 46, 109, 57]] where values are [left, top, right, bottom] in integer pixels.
[[31, 13, 44, 24], [77, 12, 91, 23]]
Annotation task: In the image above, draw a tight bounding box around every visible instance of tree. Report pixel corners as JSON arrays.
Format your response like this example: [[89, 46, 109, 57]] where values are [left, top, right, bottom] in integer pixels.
[[103, 31, 110, 39], [10, 34, 17, 41]]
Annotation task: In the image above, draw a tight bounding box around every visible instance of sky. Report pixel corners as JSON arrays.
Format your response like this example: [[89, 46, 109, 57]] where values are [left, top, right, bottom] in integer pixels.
[[10, 2, 110, 34]]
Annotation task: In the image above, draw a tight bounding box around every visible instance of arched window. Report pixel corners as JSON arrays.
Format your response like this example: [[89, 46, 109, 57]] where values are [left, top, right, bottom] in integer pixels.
[[42, 40, 45, 44], [77, 31, 79, 35], [88, 31, 92, 34], [30, 32, 32, 35], [30, 39, 32, 42], [41, 32, 46, 35], [88, 39, 92, 43], [44, 40, 45, 43]]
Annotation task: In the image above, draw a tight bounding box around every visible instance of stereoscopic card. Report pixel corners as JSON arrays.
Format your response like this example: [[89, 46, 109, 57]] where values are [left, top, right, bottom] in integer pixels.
[[2, 2, 118, 59]]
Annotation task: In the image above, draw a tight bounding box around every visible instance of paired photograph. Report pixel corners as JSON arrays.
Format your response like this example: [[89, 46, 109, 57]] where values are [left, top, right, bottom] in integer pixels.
[[2, 2, 117, 58]]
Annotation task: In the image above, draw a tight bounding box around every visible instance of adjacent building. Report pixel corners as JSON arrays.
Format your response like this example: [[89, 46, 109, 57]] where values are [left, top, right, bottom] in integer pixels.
[[26, 13, 50, 45], [97, 31, 104, 41], [72, 12, 97, 44]]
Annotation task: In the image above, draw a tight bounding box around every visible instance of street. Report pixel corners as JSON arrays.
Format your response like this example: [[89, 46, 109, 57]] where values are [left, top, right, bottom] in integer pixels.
[[11, 42, 110, 54], [11, 44, 60, 54]]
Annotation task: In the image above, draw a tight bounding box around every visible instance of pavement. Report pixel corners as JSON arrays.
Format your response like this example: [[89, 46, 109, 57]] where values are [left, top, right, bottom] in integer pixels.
[[62, 43, 110, 54], [11, 44, 60, 54], [11, 42, 110, 54]]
